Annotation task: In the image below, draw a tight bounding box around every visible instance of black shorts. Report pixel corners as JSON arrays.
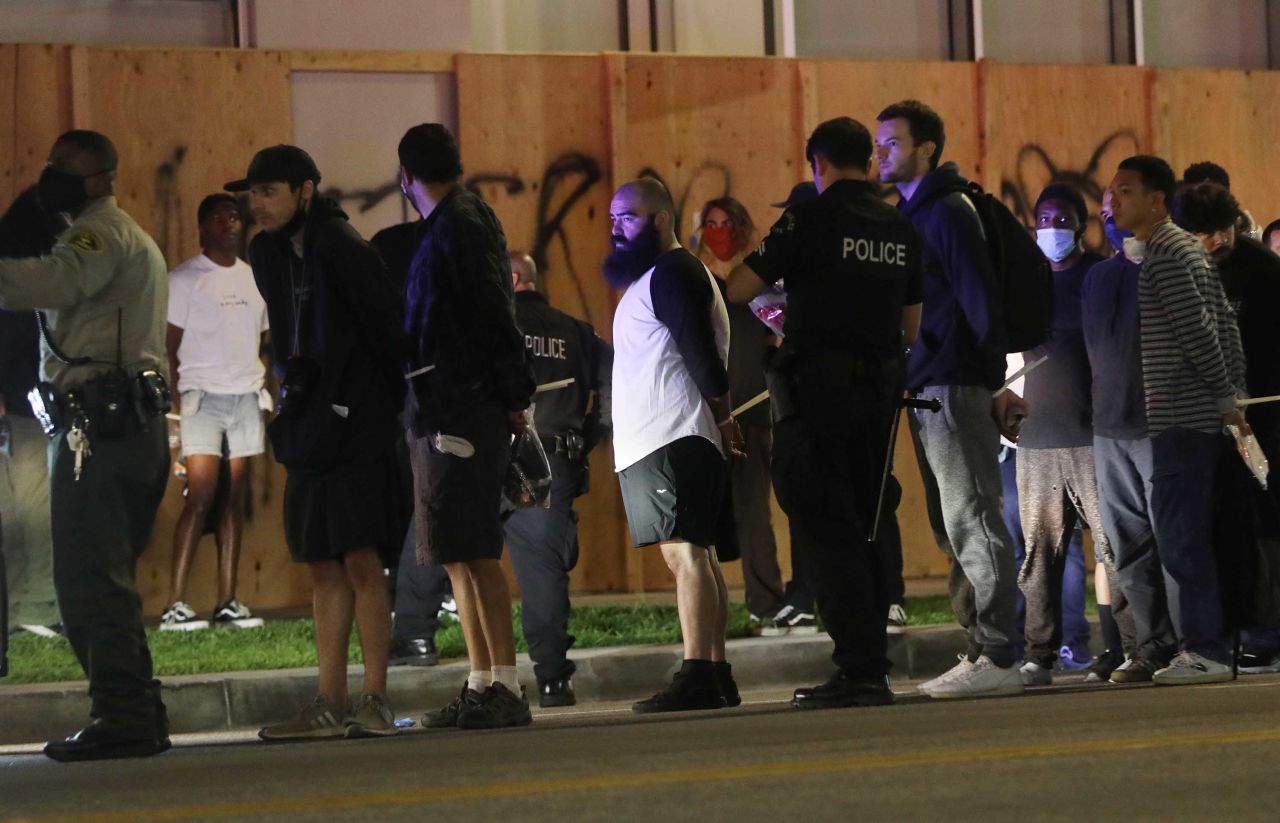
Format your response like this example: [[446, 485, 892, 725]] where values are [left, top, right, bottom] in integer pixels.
[[408, 400, 510, 565], [283, 451, 408, 566], [619, 435, 726, 549]]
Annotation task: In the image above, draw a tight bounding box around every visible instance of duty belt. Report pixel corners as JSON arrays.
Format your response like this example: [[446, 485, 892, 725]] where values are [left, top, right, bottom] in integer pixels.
[[539, 430, 585, 461]]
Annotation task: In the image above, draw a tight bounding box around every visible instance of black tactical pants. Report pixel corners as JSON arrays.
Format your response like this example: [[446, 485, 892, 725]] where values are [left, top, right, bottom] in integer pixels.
[[772, 379, 896, 681], [50, 419, 168, 731], [506, 452, 582, 683]]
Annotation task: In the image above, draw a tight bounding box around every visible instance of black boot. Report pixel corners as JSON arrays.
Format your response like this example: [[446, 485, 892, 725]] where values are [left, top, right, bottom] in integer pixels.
[[44, 717, 171, 763], [715, 661, 741, 708], [633, 660, 726, 714], [538, 676, 576, 708], [791, 670, 894, 710], [389, 636, 438, 667]]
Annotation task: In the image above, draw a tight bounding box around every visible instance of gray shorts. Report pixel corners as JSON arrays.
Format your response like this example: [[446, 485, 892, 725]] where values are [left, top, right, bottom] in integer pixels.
[[180, 390, 264, 459]]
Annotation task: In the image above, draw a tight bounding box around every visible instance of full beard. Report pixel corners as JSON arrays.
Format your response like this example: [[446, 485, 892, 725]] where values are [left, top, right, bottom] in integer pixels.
[[602, 222, 663, 289]]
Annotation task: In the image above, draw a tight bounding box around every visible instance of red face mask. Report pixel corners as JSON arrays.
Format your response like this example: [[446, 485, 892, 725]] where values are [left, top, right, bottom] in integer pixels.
[[701, 225, 738, 261]]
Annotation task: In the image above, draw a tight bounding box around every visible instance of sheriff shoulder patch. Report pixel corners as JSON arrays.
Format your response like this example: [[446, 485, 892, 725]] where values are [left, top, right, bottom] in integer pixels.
[[67, 231, 104, 253]]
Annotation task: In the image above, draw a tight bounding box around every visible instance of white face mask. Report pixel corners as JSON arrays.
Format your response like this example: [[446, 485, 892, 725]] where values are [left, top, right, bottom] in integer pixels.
[[1035, 228, 1078, 263], [1122, 236, 1147, 263]]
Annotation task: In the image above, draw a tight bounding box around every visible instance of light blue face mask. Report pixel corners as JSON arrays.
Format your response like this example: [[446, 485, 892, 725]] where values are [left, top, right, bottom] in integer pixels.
[[1103, 216, 1133, 255], [1035, 228, 1078, 262]]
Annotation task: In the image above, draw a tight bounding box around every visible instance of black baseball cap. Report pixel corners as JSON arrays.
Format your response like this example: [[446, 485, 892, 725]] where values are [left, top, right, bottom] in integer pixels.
[[225, 145, 321, 192], [772, 181, 818, 208]]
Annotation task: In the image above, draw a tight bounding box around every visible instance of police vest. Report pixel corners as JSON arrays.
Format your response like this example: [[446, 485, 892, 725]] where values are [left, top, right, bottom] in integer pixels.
[[515, 292, 591, 434]]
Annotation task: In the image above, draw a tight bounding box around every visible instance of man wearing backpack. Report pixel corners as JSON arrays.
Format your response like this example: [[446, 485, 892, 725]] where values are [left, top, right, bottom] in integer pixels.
[[875, 99, 1024, 698]]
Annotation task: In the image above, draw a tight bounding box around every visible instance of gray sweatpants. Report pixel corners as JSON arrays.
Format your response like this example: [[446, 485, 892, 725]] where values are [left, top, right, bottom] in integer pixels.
[[1015, 445, 1137, 664], [909, 384, 1019, 666]]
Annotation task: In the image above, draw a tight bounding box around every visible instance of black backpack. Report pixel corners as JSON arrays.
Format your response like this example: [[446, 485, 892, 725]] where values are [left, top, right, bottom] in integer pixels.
[[955, 181, 1054, 353]]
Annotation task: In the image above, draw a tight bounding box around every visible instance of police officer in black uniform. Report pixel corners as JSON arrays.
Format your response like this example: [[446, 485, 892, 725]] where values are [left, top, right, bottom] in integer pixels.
[[509, 251, 611, 706], [727, 117, 923, 709]]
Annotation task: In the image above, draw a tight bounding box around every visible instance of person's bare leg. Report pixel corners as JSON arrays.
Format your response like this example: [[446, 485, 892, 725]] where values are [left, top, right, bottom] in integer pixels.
[[310, 559, 355, 705], [1094, 561, 1112, 606], [660, 541, 718, 660], [709, 551, 729, 663], [344, 547, 391, 696], [214, 457, 250, 604], [446, 563, 492, 673], [466, 558, 517, 667], [167, 454, 219, 606]]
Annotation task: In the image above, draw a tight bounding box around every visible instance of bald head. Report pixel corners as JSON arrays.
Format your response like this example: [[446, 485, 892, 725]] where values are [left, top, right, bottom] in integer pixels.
[[510, 251, 537, 292], [610, 177, 678, 250]]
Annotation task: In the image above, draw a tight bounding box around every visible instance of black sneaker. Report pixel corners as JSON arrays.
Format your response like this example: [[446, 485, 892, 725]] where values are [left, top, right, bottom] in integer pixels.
[[457, 683, 533, 730], [1084, 648, 1125, 683], [792, 670, 894, 710], [632, 661, 726, 714], [421, 683, 485, 729], [538, 676, 576, 708], [389, 636, 439, 667], [1238, 647, 1280, 674], [759, 604, 818, 637], [715, 661, 741, 708], [1109, 656, 1159, 684]]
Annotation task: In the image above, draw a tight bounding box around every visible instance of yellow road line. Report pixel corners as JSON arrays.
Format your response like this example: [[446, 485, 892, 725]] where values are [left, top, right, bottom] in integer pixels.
[[11, 726, 1280, 823]]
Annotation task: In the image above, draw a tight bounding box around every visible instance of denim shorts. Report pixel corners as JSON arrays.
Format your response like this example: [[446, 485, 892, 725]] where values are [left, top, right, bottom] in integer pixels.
[[180, 390, 265, 459]]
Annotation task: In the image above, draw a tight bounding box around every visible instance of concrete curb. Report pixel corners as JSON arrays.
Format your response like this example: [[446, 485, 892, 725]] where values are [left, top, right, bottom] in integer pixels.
[[0, 625, 976, 745]]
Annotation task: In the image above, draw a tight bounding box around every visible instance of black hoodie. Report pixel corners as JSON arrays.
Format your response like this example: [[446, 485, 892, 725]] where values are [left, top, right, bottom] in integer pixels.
[[897, 161, 1005, 392], [248, 196, 406, 471]]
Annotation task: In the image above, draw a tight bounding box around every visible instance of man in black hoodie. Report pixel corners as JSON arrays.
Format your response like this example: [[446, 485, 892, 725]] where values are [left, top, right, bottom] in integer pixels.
[[229, 146, 408, 740], [400, 124, 537, 730], [875, 100, 1023, 699]]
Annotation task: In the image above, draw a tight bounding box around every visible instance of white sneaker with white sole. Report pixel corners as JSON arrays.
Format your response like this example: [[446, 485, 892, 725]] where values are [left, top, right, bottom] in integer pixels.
[[917, 654, 974, 694], [926, 655, 1025, 699], [1152, 651, 1232, 685]]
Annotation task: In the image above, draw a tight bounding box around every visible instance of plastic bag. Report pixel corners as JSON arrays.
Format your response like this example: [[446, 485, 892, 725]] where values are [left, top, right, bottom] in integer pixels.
[[1226, 424, 1271, 490], [748, 280, 787, 337], [503, 407, 552, 510]]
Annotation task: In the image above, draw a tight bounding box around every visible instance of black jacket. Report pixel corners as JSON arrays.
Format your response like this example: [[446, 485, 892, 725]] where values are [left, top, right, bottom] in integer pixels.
[[248, 196, 406, 471], [0, 187, 65, 417], [404, 186, 534, 431], [898, 162, 1005, 391]]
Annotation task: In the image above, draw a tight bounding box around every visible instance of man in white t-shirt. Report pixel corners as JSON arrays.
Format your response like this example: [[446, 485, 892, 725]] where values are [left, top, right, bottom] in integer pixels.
[[607, 178, 743, 713], [160, 194, 269, 630]]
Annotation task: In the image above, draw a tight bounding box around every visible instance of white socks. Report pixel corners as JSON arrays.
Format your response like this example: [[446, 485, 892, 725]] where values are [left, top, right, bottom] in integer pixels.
[[467, 670, 492, 693], [492, 665, 520, 694]]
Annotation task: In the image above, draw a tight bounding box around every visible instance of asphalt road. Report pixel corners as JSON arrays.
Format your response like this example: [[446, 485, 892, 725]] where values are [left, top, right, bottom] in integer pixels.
[[4, 674, 1280, 822]]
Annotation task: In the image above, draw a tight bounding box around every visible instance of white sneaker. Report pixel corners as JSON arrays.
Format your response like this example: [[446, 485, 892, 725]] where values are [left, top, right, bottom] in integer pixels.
[[159, 601, 209, 631], [886, 604, 908, 634], [1019, 660, 1053, 686], [926, 655, 1025, 699], [1152, 651, 1232, 685], [917, 654, 974, 694]]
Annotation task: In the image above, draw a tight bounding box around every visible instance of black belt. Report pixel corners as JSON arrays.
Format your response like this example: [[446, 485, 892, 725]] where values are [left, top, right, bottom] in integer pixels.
[[539, 430, 584, 459], [29, 368, 170, 439]]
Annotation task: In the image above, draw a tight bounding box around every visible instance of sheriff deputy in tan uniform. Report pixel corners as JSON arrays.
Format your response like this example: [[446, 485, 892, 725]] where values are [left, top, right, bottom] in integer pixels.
[[0, 129, 171, 762]]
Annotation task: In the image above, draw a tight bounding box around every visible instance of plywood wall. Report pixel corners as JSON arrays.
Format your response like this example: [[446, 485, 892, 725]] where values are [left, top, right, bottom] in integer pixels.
[[1153, 67, 1280, 235], [982, 62, 1155, 253], [6, 46, 1275, 610]]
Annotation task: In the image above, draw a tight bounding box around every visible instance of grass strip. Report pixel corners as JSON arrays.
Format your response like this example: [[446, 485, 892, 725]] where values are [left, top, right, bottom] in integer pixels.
[[2, 595, 965, 685]]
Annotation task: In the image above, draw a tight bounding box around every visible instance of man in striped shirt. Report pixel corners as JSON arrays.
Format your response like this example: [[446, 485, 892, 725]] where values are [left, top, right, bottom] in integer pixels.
[[1105, 155, 1248, 685]]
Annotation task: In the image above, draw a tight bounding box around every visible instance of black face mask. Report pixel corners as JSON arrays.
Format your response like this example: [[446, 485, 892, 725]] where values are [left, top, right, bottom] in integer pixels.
[[37, 167, 90, 216]]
